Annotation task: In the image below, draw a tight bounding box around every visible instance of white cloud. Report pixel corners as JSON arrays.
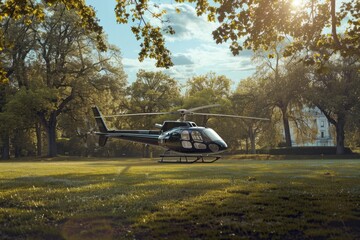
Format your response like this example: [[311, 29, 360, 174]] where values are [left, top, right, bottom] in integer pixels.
[[172, 53, 194, 65], [123, 43, 255, 86], [122, 2, 255, 86], [181, 43, 254, 73], [150, 3, 218, 43]]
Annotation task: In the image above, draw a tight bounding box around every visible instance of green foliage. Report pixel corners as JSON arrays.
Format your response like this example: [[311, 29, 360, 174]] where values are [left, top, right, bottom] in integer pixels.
[[0, 0, 106, 84], [115, 0, 174, 67], [0, 2, 127, 158], [123, 70, 181, 129], [232, 77, 272, 153], [186, 72, 232, 98], [253, 43, 312, 147], [211, 0, 360, 66], [306, 57, 360, 154], [183, 73, 235, 146], [1, 0, 360, 77]]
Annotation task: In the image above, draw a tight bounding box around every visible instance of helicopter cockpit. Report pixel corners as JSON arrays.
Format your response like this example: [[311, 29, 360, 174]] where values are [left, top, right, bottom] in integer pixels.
[[159, 127, 227, 153]]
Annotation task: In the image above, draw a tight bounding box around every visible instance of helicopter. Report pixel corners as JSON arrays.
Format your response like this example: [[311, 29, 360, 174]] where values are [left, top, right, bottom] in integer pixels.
[[92, 105, 269, 163]]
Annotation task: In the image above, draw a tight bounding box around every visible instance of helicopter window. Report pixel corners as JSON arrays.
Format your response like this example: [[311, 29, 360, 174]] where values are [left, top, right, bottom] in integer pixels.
[[181, 130, 190, 140], [191, 131, 203, 142], [182, 141, 192, 149], [171, 132, 181, 139], [194, 142, 206, 149], [162, 122, 188, 132], [203, 129, 222, 141]]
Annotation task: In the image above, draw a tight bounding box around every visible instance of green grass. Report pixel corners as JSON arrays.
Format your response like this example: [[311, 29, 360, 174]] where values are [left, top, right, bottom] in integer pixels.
[[1, 157, 360, 239]]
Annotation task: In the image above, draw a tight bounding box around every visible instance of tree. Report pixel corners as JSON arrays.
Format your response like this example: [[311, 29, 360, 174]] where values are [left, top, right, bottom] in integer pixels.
[[1, 88, 53, 158], [0, 86, 11, 159], [0, 15, 38, 159], [0, 12, 43, 159], [253, 43, 310, 147], [57, 76, 126, 157], [0, 3, 126, 158], [307, 57, 360, 154], [36, 6, 126, 157], [232, 77, 272, 153], [186, 72, 231, 99], [120, 70, 180, 157], [114, 0, 359, 68], [210, 0, 359, 66], [124, 69, 181, 128], [1, 0, 359, 79], [184, 72, 232, 126], [89, 0, 360, 65], [183, 73, 246, 151], [0, 0, 106, 84]]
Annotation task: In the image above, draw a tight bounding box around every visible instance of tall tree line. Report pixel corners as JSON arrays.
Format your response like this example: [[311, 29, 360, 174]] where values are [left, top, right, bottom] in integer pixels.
[[0, 3, 126, 159]]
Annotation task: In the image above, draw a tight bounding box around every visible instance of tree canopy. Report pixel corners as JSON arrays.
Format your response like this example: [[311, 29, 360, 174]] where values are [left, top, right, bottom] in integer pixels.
[[0, 2, 126, 158], [306, 56, 360, 154], [1, 0, 359, 85]]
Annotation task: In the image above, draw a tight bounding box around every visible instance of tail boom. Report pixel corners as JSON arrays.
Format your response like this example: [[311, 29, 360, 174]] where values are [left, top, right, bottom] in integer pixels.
[[92, 106, 160, 147], [92, 106, 109, 146]]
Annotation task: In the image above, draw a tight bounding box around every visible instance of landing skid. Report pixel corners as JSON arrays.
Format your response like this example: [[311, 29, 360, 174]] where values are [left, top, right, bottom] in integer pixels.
[[159, 151, 221, 163]]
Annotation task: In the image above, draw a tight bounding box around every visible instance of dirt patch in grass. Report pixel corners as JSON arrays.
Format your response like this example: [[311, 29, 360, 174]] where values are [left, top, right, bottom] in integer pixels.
[[61, 216, 133, 240], [61, 217, 115, 240]]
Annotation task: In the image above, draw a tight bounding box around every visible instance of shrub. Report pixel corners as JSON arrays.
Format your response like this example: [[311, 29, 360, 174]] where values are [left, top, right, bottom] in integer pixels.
[[268, 146, 353, 155]]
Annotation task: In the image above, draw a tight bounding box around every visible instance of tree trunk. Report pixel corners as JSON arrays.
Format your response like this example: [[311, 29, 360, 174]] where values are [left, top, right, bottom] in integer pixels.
[[281, 106, 292, 147], [249, 127, 256, 154], [245, 137, 249, 154], [46, 113, 57, 157], [335, 117, 345, 155], [36, 122, 42, 157], [145, 144, 150, 158], [1, 132, 10, 160], [13, 129, 21, 158], [317, 108, 346, 155]]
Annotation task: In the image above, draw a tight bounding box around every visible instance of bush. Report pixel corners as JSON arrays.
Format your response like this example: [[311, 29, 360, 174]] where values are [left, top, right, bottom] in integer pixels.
[[268, 146, 353, 155]]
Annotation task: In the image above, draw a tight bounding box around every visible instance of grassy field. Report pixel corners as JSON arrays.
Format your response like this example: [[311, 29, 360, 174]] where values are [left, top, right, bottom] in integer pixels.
[[1, 157, 360, 239]]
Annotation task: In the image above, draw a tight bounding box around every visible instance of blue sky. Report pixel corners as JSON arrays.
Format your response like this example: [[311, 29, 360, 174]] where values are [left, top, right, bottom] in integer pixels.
[[86, 0, 255, 87]]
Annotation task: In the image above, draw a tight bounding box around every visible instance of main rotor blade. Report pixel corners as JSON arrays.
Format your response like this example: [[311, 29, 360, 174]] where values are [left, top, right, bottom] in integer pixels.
[[99, 112, 172, 118], [192, 112, 270, 121], [187, 104, 221, 112]]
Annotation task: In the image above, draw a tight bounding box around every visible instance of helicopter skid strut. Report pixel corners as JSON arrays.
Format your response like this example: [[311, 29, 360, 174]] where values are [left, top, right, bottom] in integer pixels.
[[159, 151, 221, 164]]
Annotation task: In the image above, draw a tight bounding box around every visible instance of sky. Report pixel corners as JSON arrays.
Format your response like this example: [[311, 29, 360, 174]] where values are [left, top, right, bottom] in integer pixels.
[[85, 0, 256, 87]]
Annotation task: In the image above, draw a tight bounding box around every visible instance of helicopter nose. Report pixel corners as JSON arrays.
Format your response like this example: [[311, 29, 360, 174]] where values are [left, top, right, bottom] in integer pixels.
[[209, 141, 228, 152], [219, 141, 228, 151]]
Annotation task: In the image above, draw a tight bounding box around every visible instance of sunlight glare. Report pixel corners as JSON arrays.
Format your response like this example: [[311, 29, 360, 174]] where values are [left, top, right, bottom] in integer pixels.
[[291, 0, 304, 7]]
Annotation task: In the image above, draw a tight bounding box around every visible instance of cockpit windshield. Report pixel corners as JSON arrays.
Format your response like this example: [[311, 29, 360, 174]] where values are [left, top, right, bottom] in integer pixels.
[[203, 128, 223, 141]]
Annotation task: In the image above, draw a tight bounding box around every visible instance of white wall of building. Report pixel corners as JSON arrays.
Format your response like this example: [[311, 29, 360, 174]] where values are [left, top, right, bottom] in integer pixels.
[[290, 107, 335, 147]]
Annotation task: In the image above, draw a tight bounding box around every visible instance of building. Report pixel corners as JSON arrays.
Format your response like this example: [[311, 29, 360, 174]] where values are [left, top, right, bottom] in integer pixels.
[[290, 107, 335, 147]]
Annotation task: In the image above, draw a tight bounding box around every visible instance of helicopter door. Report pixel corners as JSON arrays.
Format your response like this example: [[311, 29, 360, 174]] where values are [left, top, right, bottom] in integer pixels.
[[181, 130, 192, 149], [164, 130, 183, 151], [191, 131, 207, 150]]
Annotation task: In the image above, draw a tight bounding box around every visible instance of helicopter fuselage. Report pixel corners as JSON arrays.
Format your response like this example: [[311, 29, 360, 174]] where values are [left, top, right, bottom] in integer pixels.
[[158, 126, 228, 154], [92, 107, 228, 155], [98, 125, 228, 154]]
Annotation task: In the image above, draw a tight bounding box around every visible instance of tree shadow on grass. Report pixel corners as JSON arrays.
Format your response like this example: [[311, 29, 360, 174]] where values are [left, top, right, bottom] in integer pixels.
[[131, 173, 360, 240], [1, 160, 360, 239], [0, 170, 233, 239]]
